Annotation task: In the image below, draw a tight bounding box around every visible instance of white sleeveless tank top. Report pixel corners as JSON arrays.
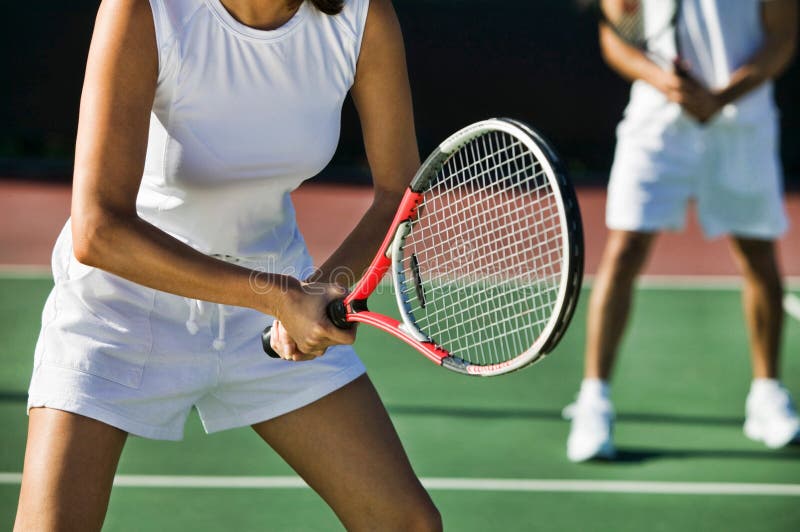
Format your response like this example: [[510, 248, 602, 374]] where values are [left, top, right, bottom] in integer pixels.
[[139, 0, 369, 272]]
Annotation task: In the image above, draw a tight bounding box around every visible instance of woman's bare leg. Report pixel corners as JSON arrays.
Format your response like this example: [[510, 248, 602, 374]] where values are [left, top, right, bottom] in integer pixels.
[[252, 374, 441, 531], [14, 408, 127, 532]]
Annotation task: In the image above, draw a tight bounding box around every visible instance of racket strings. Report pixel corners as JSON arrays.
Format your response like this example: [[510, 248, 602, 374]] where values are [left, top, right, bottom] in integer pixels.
[[416, 146, 538, 223], [484, 149, 555, 360], [402, 281, 556, 346], [602, 0, 645, 44], [400, 130, 565, 365], [601, 0, 678, 49], [409, 142, 550, 273], [410, 170, 545, 273]]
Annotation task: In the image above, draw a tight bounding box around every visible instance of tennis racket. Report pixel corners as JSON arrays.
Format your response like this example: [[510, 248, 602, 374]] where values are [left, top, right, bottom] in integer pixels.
[[262, 118, 584, 376], [596, 0, 686, 74]]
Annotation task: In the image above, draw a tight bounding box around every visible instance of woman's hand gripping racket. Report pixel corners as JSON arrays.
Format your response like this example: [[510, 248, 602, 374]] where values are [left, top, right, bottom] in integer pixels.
[[262, 118, 584, 376], [597, 0, 687, 75]]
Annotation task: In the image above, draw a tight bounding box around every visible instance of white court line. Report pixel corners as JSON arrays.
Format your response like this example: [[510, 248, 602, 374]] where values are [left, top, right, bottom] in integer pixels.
[[0, 473, 799, 496], [584, 275, 800, 291]]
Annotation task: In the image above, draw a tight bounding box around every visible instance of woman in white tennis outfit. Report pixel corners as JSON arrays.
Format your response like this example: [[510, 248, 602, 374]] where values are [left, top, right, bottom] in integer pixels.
[[565, 0, 799, 462], [14, 0, 441, 529]]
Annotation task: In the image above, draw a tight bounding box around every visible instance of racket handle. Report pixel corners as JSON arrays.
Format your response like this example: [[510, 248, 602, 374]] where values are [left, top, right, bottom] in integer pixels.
[[326, 299, 351, 330], [261, 299, 353, 357], [261, 326, 280, 358]]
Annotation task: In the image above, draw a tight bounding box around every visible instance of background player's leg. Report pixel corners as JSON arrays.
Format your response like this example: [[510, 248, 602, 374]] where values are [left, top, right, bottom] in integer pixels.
[[252, 374, 441, 532], [566, 229, 657, 462], [729, 236, 799, 448], [14, 408, 128, 532], [728, 237, 782, 379], [584, 230, 657, 380]]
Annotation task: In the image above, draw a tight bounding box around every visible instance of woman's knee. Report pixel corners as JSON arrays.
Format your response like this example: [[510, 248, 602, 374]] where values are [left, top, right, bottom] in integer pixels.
[[405, 502, 443, 532], [359, 497, 441, 532]]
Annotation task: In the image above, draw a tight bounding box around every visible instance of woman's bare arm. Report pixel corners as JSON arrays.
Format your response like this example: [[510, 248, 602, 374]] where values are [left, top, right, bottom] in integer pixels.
[[598, 20, 682, 94], [270, 0, 420, 359], [310, 0, 420, 285], [714, 0, 797, 107]]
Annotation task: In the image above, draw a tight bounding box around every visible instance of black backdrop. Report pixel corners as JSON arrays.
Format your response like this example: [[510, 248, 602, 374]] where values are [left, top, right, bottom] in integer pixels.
[[2, 1, 798, 185]]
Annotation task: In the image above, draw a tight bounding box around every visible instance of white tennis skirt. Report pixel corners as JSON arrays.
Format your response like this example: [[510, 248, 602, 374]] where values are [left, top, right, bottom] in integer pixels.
[[28, 226, 366, 440], [606, 109, 788, 239]]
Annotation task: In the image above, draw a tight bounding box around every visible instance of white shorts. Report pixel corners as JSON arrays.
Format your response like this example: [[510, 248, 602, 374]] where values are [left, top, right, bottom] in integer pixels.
[[606, 111, 788, 239], [28, 230, 366, 440]]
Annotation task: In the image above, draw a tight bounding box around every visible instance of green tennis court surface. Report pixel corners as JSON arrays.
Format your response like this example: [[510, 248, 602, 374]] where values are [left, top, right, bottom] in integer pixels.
[[1, 275, 799, 531]]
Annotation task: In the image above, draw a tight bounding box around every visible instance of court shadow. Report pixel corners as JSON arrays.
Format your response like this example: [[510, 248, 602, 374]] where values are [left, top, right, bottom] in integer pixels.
[[386, 404, 744, 427], [0, 391, 27, 403], [388, 404, 800, 461], [599, 445, 800, 464]]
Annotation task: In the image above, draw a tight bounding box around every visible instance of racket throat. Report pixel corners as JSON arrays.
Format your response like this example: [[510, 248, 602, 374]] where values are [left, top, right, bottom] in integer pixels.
[[326, 299, 354, 329], [390, 221, 430, 344], [410, 253, 426, 308], [441, 356, 471, 374]]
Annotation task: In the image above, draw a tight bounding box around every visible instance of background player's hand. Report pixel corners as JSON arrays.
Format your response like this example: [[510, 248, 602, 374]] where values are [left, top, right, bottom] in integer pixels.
[[656, 70, 723, 123], [270, 282, 356, 361]]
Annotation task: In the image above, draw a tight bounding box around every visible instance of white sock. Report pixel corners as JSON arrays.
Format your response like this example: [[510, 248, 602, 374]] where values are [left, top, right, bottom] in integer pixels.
[[579, 378, 610, 401], [750, 378, 781, 397]]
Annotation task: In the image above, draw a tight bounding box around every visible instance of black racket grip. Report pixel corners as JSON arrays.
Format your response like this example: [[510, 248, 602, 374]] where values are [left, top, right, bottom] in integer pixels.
[[261, 299, 352, 358], [261, 326, 281, 358]]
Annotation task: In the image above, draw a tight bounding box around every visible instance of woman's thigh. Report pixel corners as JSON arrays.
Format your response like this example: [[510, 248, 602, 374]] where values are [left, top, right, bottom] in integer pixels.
[[251, 374, 441, 531], [15, 408, 127, 532]]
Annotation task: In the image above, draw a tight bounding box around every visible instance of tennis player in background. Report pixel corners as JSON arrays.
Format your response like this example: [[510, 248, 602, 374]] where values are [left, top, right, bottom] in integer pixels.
[[565, 0, 799, 462], [14, 0, 442, 529]]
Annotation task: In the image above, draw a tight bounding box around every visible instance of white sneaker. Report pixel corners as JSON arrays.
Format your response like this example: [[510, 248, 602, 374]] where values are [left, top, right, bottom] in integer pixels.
[[743, 382, 800, 449], [563, 396, 616, 462]]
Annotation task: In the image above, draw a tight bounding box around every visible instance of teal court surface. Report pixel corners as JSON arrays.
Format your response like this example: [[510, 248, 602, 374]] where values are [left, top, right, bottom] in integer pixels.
[[1, 273, 799, 531]]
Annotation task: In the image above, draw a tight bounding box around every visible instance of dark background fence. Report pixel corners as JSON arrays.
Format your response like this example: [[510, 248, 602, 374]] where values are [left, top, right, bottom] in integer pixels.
[[2, 0, 798, 185]]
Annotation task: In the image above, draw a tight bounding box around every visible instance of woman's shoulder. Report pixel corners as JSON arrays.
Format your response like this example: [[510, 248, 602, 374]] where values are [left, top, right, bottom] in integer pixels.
[[327, 0, 370, 41], [147, 0, 206, 40]]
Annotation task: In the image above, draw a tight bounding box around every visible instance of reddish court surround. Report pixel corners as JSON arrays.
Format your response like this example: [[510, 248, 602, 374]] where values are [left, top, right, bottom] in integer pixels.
[[1, 180, 798, 278]]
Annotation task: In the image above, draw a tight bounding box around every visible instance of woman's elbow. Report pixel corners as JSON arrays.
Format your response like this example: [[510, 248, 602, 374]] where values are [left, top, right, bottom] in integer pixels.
[[70, 210, 116, 267]]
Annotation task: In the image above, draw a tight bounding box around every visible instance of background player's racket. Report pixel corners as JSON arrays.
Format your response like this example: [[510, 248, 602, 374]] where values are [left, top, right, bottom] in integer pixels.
[[263, 118, 584, 376], [596, 0, 686, 74]]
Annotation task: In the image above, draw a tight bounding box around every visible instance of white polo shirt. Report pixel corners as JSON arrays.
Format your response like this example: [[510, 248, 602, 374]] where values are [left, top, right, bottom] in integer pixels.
[[627, 0, 778, 126]]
